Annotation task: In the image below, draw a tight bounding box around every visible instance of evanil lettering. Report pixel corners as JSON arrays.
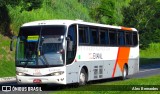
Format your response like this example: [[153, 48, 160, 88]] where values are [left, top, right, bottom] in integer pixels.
[[89, 53, 103, 59]]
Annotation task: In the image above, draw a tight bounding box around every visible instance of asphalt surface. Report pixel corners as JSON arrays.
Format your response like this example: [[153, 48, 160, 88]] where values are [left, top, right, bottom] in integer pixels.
[[129, 63, 160, 78], [0, 63, 160, 93]]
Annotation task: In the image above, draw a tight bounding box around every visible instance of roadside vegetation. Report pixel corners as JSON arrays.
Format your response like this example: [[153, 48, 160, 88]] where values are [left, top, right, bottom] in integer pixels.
[[140, 43, 160, 58], [8, 0, 92, 34], [51, 75, 160, 94], [0, 34, 15, 77], [140, 43, 160, 65]]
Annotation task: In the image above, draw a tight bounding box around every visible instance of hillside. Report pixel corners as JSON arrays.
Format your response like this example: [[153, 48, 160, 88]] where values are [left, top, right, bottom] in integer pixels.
[[0, 35, 15, 77], [8, 0, 93, 34]]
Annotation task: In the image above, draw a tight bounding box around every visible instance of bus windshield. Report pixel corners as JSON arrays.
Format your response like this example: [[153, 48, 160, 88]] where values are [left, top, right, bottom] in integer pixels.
[[16, 26, 65, 68]]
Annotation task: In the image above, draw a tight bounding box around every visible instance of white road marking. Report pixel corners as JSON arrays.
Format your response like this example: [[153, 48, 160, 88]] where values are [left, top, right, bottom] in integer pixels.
[[139, 68, 160, 73], [0, 77, 16, 83]]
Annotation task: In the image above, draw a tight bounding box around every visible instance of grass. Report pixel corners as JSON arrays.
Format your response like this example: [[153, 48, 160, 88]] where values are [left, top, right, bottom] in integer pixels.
[[140, 43, 160, 65], [140, 43, 160, 58], [0, 34, 15, 77], [50, 75, 160, 94]]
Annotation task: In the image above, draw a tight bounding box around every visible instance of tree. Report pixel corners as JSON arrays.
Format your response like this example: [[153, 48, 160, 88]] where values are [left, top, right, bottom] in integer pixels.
[[0, 0, 42, 36], [19, 0, 42, 12], [123, 0, 160, 49], [90, 0, 130, 25]]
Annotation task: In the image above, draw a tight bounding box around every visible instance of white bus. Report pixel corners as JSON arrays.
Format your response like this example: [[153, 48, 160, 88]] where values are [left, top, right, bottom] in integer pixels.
[[10, 20, 139, 85]]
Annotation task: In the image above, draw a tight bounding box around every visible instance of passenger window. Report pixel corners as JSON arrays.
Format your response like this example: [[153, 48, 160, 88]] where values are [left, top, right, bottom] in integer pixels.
[[90, 28, 99, 45], [125, 32, 132, 46], [133, 32, 138, 46], [79, 26, 89, 44], [118, 31, 125, 46], [109, 30, 117, 46], [100, 29, 109, 45]]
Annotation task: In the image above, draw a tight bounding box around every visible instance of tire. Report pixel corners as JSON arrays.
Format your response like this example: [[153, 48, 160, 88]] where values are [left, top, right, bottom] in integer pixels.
[[121, 65, 128, 80], [79, 68, 87, 85]]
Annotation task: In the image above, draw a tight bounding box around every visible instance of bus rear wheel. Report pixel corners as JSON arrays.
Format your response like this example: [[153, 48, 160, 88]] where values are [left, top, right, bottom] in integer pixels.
[[79, 68, 87, 85], [121, 65, 128, 80]]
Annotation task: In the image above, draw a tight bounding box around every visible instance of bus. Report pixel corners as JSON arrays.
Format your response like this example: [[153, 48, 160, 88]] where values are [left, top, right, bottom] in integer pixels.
[[10, 20, 139, 85]]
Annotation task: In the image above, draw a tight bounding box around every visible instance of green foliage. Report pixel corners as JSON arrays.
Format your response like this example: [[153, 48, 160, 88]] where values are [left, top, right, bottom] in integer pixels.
[[0, 0, 42, 35], [140, 43, 160, 65], [0, 6, 11, 35], [18, 0, 42, 12], [123, 0, 160, 49], [0, 0, 20, 7], [0, 35, 15, 77], [90, 0, 116, 24], [78, 0, 101, 9], [0, 0, 6, 6], [90, 0, 130, 25], [8, 0, 92, 34], [140, 43, 160, 58]]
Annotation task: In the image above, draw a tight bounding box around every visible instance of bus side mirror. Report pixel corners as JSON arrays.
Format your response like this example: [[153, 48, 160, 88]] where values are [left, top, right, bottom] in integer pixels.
[[10, 36, 17, 51], [66, 37, 73, 51]]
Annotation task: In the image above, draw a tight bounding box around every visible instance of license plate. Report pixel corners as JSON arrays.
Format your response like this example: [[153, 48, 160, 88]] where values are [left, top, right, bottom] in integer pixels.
[[33, 79, 42, 83]]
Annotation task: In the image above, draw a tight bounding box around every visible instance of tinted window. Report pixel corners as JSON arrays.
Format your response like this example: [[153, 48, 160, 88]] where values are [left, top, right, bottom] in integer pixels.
[[68, 25, 76, 43], [109, 30, 117, 46], [100, 29, 109, 45], [90, 28, 99, 45], [133, 32, 138, 46], [125, 32, 132, 45], [66, 25, 77, 65], [79, 26, 89, 44], [118, 31, 125, 45], [19, 26, 65, 36]]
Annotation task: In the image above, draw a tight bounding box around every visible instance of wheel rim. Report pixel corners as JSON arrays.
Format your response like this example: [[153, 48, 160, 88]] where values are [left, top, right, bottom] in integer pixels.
[[123, 67, 127, 78], [80, 72, 85, 84]]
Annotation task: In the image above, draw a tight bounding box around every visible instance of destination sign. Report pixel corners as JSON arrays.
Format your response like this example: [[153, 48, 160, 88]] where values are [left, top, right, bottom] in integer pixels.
[[27, 35, 39, 42]]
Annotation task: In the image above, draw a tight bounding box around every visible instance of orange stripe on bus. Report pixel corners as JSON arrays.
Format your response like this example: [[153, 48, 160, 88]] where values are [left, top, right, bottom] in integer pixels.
[[121, 27, 132, 31], [112, 47, 130, 78], [112, 48, 120, 78]]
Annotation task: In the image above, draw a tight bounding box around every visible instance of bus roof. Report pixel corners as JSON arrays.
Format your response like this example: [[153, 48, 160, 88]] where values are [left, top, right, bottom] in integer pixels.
[[22, 19, 138, 31]]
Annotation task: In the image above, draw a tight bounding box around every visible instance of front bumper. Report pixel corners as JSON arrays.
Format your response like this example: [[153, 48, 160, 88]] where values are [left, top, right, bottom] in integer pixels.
[[16, 75, 66, 85]]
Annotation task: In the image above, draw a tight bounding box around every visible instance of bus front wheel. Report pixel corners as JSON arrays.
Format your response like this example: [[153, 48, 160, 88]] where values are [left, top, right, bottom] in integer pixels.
[[79, 68, 87, 85]]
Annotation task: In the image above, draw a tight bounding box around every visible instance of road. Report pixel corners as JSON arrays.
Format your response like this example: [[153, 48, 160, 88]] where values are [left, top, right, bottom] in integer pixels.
[[129, 63, 160, 78], [0, 63, 160, 93]]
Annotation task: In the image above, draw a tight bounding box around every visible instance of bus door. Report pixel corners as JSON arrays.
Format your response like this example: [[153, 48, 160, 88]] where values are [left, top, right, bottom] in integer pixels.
[[66, 24, 78, 83]]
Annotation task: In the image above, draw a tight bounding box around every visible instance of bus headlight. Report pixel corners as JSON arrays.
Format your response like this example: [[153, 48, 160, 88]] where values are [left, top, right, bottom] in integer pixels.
[[51, 71, 64, 76], [16, 72, 26, 76]]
